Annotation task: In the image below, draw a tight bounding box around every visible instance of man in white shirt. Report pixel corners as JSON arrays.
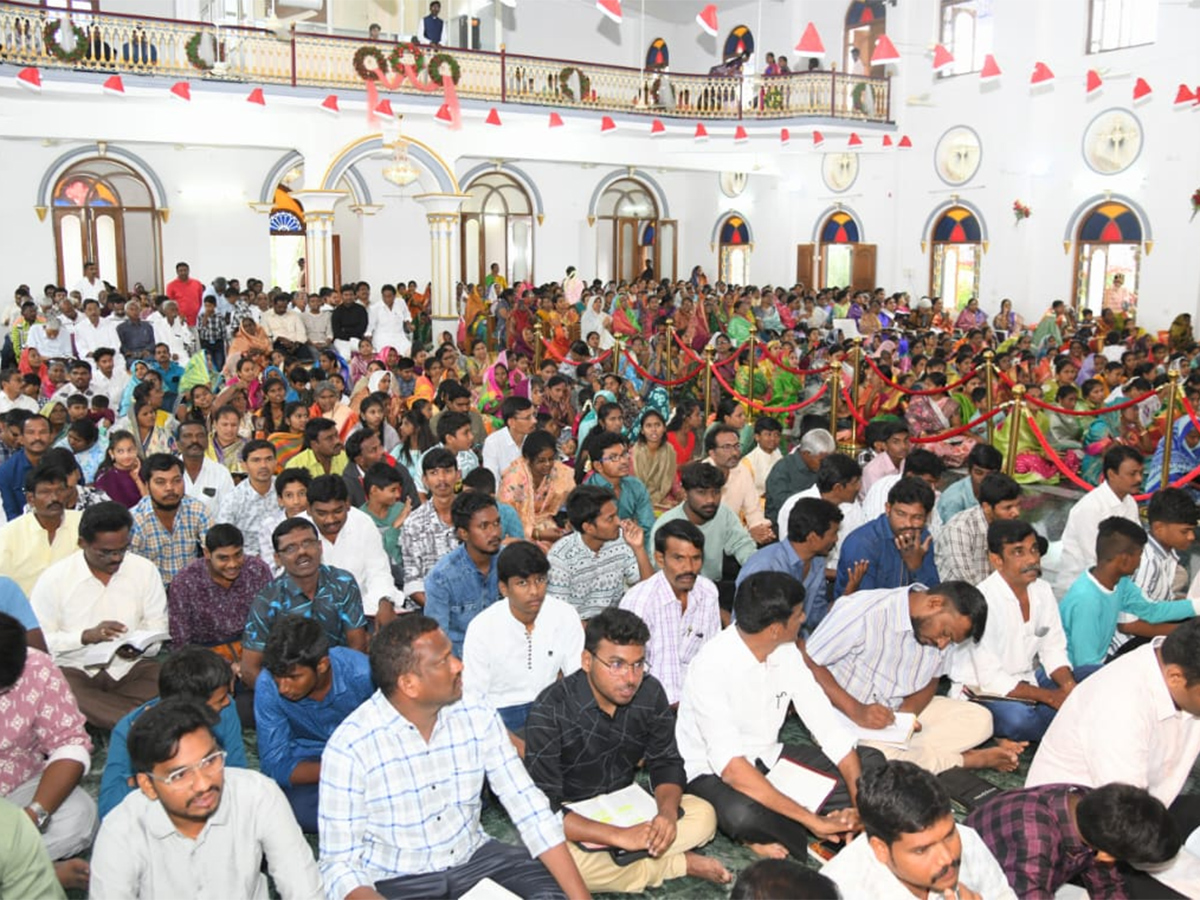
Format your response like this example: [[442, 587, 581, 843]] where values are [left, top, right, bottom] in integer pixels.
[[704, 424, 772, 544], [776, 453, 863, 581], [70, 261, 104, 302], [88, 348, 126, 407], [25, 317, 73, 359], [50, 359, 96, 406], [0, 367, 39, 414], [1054, 445, 1143, 596], [367, 283, 412, 356], [301, 474, 399, 627], [90, 698, 323, 900], [741, 418, 782, 500], [259, 295, 310, 361], [29, 501, 168, 730], [483, 396, 537, 483], [462, 541, 582, 751], [149, 300, 195, 362], [72, 300, 119, 361], [821, 761, 1017, 900], [676, 570, 877, 859], [948, 520, 1094, 743], [178, 420, 234, 515]]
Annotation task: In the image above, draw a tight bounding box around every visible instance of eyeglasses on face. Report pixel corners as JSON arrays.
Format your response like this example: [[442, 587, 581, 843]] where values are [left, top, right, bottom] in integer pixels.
[[150, 749, 227, 787], [593, 657, 650, 676]]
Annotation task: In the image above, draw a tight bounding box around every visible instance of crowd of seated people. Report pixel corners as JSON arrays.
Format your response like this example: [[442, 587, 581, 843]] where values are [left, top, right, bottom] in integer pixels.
[[2, 266, 1200, 900]]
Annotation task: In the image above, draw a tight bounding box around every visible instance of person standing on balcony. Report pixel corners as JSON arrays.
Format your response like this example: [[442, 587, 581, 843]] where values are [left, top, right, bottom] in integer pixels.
[[422, 1, 443, 45]]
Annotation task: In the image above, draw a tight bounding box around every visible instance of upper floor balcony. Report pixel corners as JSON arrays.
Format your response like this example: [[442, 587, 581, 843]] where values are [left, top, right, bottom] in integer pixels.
[[0, 1, 893, 125]]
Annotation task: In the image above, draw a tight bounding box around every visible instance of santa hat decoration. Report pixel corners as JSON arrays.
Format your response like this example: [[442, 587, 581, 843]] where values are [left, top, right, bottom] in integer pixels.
[[871, 34, 900, 65], [650, 118, 666, 136], [548, 112, 564, 128], [1030, 62, 1055, 86], [102, 74, 126, 96], [1086, 69, 1103, 94], [780, 127, 791, 147], [16, 67, 41, 91], [170, 81, 192, 102], [733, 125, 748, 144], [847, 132, 863, 148], [882, 134, 893, 148], [246, 87, 266, 105], [812, 130, 825, 148], [979, 54, 1001, 81], [485, 108, 502, 125], [1132, 77, 1152, 102], [434, 103, 454, 125], [696, 4, 718, 38], [1174, 84, 1196, 108], [375, 99, 395, 117], [319, 94, 339, 113], [931, 44, 954, 72], [596, 0, 622, 24], [600, 115, 617, 133], [794, 22, 824, 58], [694, 121, 709, 142], [897, 134, 913, 150]]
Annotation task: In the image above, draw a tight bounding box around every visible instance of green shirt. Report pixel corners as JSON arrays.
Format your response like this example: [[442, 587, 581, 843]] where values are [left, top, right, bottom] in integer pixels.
[[0, 798, 66, 899], [651, 501, 756, 583], [360, 501, 406, 568]]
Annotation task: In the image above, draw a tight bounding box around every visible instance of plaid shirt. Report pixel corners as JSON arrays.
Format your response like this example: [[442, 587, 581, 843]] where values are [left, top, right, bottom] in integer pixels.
[[195, 311, 226, 345], [129, 495, 212, 586], [399, 500, 460, 597], [319, 691, 563, 899], [966, 784, 1130, 899], [934, 505, 991, 586]]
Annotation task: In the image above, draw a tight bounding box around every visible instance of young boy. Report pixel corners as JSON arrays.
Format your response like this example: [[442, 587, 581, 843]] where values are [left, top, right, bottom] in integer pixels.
[[258, 467, 312, 570], [360, 462, 409, 586], [1046, 384, 1085, 452], [743, 416, 783, 499]]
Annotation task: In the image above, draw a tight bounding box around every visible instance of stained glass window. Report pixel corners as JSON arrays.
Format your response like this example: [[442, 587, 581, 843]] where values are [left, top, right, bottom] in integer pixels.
[[821, 212, 861, 244], [932, 206, 983, 243]]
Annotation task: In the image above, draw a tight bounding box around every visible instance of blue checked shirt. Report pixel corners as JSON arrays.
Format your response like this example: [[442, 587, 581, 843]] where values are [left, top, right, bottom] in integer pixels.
[[318, 691, 563, 899], [242, 564, 366, 653], [129, 494, 212, 585]]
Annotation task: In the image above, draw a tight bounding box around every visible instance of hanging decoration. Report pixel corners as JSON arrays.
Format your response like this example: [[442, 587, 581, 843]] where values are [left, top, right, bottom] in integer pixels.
[[103, 74, 125, 96], [847, 132, 863, 148], [548, 112, 564, 128], [694, 122, 709, 141], [1012, 200, 1032, 222], [650, 118, 666, 136], [733, 125, 748, 143], [357, 42, 462, 130], [871, 34, 900, 65], [246, 87, 265, 105], [596, 0, 622, 24], [1030, 62, 1054, 86], [375, 99, 395, 116], [932, 44, 954, 72], [1191, 189, 1200, 223], [184, 32, 213, 71], [387, 42, 425, 76], [794, 23, 824, 57], [600, 115, 617, 132], [898, 135, 912, 149], [43, 21, 88, 63], [1173, 84, 1195, 108], [170, 81, 191, 101], [1133, 77, 1152, 101], [1086, 69, 1103, 94], [812, 130, 825, 148], [427, 53, 461, 86], [352, 45, 389, 80], [320, 94, 339, 113], [16, 67, 41, 91], [485, 108, 502, 125], [980, 54, 1001, 81], [696, 4, 718, 37], [780, 127, 790, 146], [882, 134, 893, 147]]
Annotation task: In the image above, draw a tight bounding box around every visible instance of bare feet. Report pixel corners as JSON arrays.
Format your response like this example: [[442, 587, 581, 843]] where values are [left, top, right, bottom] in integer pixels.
[[962, 739, 1028, 772], [55, 858, 90, 891], [685, 852, 733, 883], [745, 841, 788, 859]]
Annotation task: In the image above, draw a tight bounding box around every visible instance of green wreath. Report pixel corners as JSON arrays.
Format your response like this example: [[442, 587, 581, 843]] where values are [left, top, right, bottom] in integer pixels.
[[426, 52, 461, 86], [184, 31, 213, 70], [388, 41, 425, 76], [559, 66, 590, 102], [43, 21, 88, 63], [353, 45, 388, 81]]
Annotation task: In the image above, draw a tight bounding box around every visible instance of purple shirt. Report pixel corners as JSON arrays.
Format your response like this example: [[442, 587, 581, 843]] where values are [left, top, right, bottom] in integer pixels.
[[167, 555, 274, 647]]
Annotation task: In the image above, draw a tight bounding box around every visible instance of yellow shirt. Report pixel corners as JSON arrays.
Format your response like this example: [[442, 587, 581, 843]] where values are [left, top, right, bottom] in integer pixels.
[[0, 509, 82, 597], [290, 448, 350, 478]]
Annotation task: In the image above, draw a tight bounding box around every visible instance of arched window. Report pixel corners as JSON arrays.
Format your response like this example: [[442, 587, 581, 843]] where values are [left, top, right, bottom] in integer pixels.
[[718, 215, 752, 285], [723, 25, 754, 63], [460, 172, 534, 289], [844, 1, 887, 74], [269, 185, 306, 293], [930, 206, 983, 310], [645, 38, 669, 70], [820, 211, 859, 288], [1073, 201, 1143, 317], [52, 158, 161, 293], [595, 177, 675, 283]]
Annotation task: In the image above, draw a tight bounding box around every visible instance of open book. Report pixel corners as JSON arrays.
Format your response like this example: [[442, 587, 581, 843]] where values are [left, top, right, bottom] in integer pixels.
[[766, 757, 837, 812], [565, 783, 658, 830], [82, 630, 169, 668], [833, 708, 918, 747], [460, 879, 521, 900], [963, 686, 1037, 706]]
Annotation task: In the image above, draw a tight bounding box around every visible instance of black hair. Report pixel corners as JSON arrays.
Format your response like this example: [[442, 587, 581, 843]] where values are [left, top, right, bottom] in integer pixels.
[[1075, 784, 1180, 866], [79, 500, 134, 542], [715, 397, 742, 423], [734, 572, 805, 634], [304, 416, 338, 448], [881, 418, 910, 440], [730, 860, 840, 900], [857, 760, 953, 846], [24, 463, 68, 494], [986, 518, 1036, 556], [886, 476, 935, 513], [127, 698, 219, 775], [344, 429, 376, 463], [462, 467, 496, 493], [903, 449, 944, 481], [978, 473, 1021, 508], [1095, 515, 1149, 564], [1161, 618, 1200, 686], [263, 615, 330, 676], [0, 613, 28, 690], [520, 429, 558, 462], [38, 447, 82, 478], [450, 489, 497, 532], [497, 540, 551, 582], [584, 607, 650, 654], [680, 460, 726, 491], [590, 429, 630, 460], [159, 647, 233, 700], [421, 446, 457, 474], [271, 516, 318, 552], [1147, 487, 1199, 527], [21, 414, 51, 435], [815, 454, 862, 494], [363, 462, 403, 496], [436, 411, 473, 443], [499, 395, 534, 424], [565, 484, 617, 532], [1103, 444, 1144, 477], [204, 523, 244, 552], [704, 423, 741, 455], [370, 614, 442, 696], [306, 474, 349, 505], [931, 581, 989, 642], [241, 439, 276, 463], [275, 467, 311, 497], [653, 518, 705, 554], [753, 416, 783, 435], [1056, 384, 1079, 401], [666, 399, 700, 432], [786, 497, 843, 544]]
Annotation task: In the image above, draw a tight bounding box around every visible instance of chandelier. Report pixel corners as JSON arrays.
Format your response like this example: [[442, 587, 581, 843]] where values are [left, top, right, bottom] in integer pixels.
[[381, 115, 420, 187]]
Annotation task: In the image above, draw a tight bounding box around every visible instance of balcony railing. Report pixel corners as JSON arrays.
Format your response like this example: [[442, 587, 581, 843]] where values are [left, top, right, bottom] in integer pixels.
[[0, 1, 892, 124]]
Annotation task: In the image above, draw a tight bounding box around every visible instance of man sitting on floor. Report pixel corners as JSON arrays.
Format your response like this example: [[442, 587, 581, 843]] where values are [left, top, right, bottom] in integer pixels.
[[935, 443, 1003, 523], [775, 452, 863, 582], [524, 607, 730, 894], [835, 476, 940, 598], [935, 474, 1023, 586]]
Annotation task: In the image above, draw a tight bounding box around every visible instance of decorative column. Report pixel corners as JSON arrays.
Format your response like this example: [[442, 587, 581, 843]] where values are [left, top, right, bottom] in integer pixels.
[[415, 193, 468, 345], [287, 189, 349, 293]]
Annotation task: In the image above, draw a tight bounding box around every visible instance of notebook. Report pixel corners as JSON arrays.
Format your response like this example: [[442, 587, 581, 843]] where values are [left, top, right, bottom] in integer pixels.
[[766, 757, 838, 812]]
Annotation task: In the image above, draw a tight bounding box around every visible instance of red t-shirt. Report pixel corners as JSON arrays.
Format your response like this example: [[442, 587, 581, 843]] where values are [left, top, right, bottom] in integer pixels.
[[166, 277, 204, 326]]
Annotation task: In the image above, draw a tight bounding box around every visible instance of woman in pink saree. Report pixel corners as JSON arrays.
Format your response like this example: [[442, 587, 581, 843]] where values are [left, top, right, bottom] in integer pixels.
[[905, 373, 976, 467]]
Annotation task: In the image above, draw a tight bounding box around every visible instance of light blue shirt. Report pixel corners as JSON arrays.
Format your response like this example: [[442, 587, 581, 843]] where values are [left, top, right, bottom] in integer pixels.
[[1059, 572, 1198, 667], [0, 576, 38, 631], [736, 540, 830, 632], [935, 475, 978, 523]]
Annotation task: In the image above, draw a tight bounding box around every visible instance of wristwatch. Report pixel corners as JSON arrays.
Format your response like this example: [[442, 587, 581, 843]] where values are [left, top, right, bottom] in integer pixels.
[[27, 801, 50, 831]]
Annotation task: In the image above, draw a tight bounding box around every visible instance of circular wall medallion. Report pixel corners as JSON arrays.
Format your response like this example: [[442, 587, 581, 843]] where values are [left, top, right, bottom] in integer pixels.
[[1082, 107, 1143, 175], [934, 125, 982, 186], [821, 153, 859, 193], [719, 171, 748, 198]]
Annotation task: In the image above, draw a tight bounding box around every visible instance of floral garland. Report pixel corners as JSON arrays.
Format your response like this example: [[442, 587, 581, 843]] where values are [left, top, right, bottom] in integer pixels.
[[1012, 199, 1032, 222], [43, 21, 88, 63], [388, 41, 425, 76], [185, 31, 213, 71], [353, 45, 388, 81], [559, 65, 590, 102], [1191, 188, 1200, 223], [426, 52, 461, 86]]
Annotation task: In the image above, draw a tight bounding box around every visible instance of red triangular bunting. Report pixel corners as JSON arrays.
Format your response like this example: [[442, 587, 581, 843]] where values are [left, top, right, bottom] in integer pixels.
[[1030, 62, 1054, 85], [102, 74, 125, 95], [847, 132, 862, 147], [696, 4, 717, 37], [320, 94, 338, 113], [1086, 69, 1103, 94], [734, 125, 748, 143], [548, 112, 564, 128], [485, 107, 502, 125], [882, 134, 893, 147], [246, 87, 265, 105], [932, 44, 954, 72], [1194, 86, 1200, 107], [812, 130, 824, 148], [434, 103, 454, 124], [375, 99, 395, 117], [795, 22, 824, 57], [1174, 85, 1196, 107], [980, 54, 1001, 81], [600, 115, 617, 132], [596, 0, 622, 23], [1132, 77, 1152, 101], [650, 118, 666, 136], [170, 81, 191, 101], [898, 135, 912, 149], [780, 128, 790, 146], [871, 34, 900, 65], [17, 67, 41, 91], [694, 122, 709, 141]]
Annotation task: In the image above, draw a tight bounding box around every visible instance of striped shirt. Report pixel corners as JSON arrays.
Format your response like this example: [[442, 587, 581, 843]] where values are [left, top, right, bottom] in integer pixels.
[[934, 506, 991, 586], [546, 532, 640, 620], [806, 584, 950, 707], [319, 691, 563, 900], [1113, 535, 1183, 655]]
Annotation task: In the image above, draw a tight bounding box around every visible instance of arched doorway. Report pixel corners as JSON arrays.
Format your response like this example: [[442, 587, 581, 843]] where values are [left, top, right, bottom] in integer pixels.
[[929, 206, 984, 310], [596, 177, 677, 283], [1072, 201, 1144, 316], [821, 211, 875, 290], [844, 1, 888, 74], [460, 172, 534, 289], [52, 158, 162, 293], [717, 214, 752, 286], [269, 186, 306, 293]]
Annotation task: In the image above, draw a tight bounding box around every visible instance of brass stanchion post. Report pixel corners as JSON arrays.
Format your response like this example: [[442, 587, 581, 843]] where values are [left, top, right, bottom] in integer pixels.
[[1161, 370, 1182, 490], [850, 338, 864, 447], [984, 350, 996, 444], [703, 346, 715, 424], [828, 368, 840, 438], [747, 333, 757, 422], [1004, 384, 1025, 477], [665, 317, 674, 383], [533, 322, 543, 370]]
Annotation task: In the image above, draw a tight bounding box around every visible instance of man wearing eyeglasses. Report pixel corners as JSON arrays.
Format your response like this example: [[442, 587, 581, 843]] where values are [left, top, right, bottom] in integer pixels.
[[703, 424, 773, 545], [482, 396, 538, 484], [90, 698, 323, 900], [585, 431, 655, 554]]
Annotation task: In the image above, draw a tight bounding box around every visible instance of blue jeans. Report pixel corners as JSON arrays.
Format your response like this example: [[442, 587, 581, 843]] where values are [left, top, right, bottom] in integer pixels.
[[979, 665, 1100, 742], [283, 782, 319, 834], [497, 702, 531, 734]]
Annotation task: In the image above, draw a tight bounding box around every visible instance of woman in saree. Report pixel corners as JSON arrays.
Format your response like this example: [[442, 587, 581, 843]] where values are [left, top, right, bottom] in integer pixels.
[[18, 347, 52, 400], [498, 430, 575, 550], [906, 374, 976, 467], [575, 394, 623, 482], [40, 398, 70, 446], [268, 401, 310, 471], [463, 339, 489, 392], [1081, 394, 1155, 485], [133, 397, 177, 457], [1144, 418, 1200, 496], [224, 318, 271, 377], [309, 379, 358, 441], [632, 409, 682, 514], [580, 295, 615, 351], [546, 296, 578, 360], [461, 286, 489, 351], [675, 296, 711, 353], [992, 298, 1022, 334], [1169, 314, 1195, 354], [734, 347, 773, 410], [859, 363, 907, 421], [255, 377, 289, 439], [665, 399, 702, 467], [610, 292, 641, 338], [992, 386, 1074, 484]]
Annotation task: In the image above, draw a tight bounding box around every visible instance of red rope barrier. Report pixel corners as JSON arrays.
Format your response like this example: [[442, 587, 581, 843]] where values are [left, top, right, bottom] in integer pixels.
[[620, 350, 704, 387], [709, 366, 831, 414], [670, 330, 706, 364], [995, 369, 1160, 417], [910, 406, 1005, 444], [539, 338, 613, 365], [1023, 413, 1097, 492], [757, 344, 830, 377], [1182, 395, 1200, 433], [841, 386, 871, 428], [863, 354, 978, 396]]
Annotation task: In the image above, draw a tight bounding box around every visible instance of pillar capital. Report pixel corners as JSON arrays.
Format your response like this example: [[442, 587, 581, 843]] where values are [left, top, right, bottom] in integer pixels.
[[414, 193, 469, 218], [288, 189, 350, 216]]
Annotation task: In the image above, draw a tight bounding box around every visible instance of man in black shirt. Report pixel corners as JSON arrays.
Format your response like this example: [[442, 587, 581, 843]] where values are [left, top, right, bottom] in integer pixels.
[[524, 608, 731, 893], [330, 283, 369, 359]]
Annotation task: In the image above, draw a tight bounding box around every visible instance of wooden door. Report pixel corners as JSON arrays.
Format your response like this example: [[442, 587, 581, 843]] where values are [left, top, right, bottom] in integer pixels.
[[331, 235, 342, 294], [851, 243, 876, 292], [615, 218, 639, 282], [796, 243, 815, 289]]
